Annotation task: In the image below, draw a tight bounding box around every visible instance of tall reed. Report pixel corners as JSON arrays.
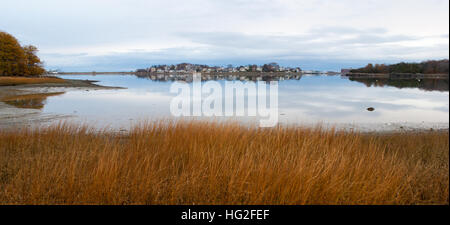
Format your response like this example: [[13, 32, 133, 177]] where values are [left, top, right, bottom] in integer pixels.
[[0, 121, 448, 204]]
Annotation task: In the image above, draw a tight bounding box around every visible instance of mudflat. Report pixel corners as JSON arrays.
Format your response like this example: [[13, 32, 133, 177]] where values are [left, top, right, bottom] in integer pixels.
[[0, 78, 123, 129]]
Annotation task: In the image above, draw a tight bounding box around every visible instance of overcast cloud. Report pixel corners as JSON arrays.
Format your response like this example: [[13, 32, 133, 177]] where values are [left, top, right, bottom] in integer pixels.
[[1, 0, 448, 71]]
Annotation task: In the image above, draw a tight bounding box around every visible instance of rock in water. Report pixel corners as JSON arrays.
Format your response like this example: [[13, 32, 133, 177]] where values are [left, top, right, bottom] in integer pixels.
[[367, 107, 375, 111]]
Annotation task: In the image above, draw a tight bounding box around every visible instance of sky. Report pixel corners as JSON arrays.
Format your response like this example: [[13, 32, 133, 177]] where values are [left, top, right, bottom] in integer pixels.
[[1, 0, 448, 71]]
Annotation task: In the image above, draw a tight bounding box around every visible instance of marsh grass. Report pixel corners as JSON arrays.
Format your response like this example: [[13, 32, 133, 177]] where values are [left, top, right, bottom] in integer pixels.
[[0, 121, 448, 205], [0, 76, 65, 86]]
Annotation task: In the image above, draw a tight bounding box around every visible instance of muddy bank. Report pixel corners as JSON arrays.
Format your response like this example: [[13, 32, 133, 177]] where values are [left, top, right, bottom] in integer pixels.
[[0, 79, 123, 129]]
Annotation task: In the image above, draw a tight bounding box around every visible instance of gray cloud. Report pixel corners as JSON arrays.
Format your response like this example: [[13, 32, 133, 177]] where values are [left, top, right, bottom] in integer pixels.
[[180, 28, 420, 49], [2, 0, 445, 71]]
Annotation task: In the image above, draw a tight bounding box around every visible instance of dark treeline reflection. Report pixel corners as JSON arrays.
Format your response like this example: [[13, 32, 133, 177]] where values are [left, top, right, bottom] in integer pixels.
[[349, 78, 449, 92], [135, 72, 449, 92]]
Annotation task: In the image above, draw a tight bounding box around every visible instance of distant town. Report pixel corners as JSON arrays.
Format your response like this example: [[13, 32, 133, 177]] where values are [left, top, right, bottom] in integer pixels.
[[136, 62, 302, 74], [50, 62, 342, 75], [49, 60, 449, 77], [132, 62, 339, 75]]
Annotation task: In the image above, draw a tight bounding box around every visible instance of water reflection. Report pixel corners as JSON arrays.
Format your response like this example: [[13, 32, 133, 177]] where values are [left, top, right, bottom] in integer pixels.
[[38, 74, 449, 131], [135, 73, 449, 92], [1, 92, 65, 109], [348, 77, 449, 92], [134, 73, 303, 82]]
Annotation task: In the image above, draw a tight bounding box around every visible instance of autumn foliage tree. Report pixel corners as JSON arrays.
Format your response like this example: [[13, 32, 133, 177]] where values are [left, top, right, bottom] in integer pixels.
[[22, 45, 45, 75], [0, 31, 45, 76]]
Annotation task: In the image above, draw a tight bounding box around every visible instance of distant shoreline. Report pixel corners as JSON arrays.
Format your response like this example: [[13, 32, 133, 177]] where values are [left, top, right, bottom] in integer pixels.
[[343, 72, 449, 79], [54, 71, 449, 77], [56, 72, 136, 75], [55, 71, 338, 76]]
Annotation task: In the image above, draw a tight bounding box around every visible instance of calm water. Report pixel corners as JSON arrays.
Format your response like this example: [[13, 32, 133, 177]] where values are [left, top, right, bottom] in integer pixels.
[[33, 74, 449, 131]]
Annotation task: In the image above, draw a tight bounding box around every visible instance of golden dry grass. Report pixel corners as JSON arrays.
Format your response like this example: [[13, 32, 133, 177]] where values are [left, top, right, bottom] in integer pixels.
[[0, 76, 65, 86], [0, 121, 448, 205]]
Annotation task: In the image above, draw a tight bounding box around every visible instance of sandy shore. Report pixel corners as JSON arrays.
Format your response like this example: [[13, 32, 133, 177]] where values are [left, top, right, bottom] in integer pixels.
[[0, 79, 123, 129]]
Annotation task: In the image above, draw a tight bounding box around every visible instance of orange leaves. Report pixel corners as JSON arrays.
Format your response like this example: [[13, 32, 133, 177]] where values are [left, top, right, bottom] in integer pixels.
[[0, 32, 45, 76]]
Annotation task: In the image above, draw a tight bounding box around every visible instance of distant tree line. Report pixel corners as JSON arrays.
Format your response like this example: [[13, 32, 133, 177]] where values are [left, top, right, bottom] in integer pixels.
[[0, 31, 45, 76], [350, 60, 449, 74]]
